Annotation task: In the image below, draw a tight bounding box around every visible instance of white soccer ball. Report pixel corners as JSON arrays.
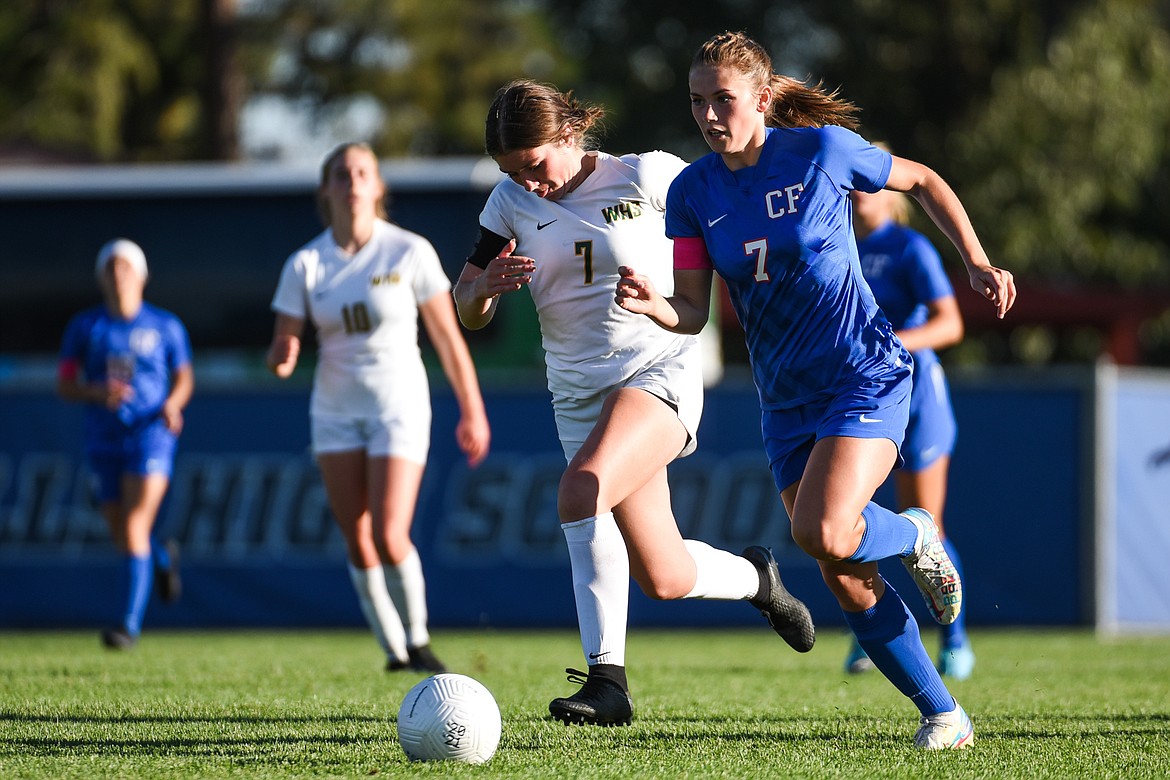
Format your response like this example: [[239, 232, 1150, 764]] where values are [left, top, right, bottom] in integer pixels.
[[397, 673, 502, 764]]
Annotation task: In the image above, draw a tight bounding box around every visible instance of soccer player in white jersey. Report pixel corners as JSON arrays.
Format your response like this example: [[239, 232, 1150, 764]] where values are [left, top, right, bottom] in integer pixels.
[[267, 142, 491, 673], [453, 79, 815, 727], [615, 32, 1015, 748]]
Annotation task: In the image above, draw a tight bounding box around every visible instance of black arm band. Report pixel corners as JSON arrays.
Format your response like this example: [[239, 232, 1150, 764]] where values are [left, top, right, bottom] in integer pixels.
[[466, 227, 511, 270]]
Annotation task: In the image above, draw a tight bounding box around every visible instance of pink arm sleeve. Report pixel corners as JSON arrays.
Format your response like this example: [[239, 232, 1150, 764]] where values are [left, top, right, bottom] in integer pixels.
[[57, 359, 80, 382], [673, 236, 713, 270]]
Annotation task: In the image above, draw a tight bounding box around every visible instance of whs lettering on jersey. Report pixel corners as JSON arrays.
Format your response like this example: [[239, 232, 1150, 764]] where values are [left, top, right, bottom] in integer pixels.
[[370, 272, 401, 286], [601, 200, 644, 224], [765, 183, 804, 218]]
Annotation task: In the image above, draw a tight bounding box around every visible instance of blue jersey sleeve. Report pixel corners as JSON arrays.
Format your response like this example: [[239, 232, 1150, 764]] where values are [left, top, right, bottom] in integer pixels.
[[59, 312, 91, 365], [664, 167, 703, 239], [163, 313, 193, 373], [819, 126, 892, 195]]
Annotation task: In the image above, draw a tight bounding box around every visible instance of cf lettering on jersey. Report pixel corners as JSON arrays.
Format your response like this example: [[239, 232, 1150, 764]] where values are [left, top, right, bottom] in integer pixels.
[[765, 183, 804, 219]]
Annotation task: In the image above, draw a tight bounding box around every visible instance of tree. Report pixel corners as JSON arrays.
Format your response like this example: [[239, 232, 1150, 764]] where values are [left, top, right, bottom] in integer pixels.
[[0, 0, 564, 161], [953, 0, 1170, 287], [803, 0, 1088, 175], [0, 0, 164, 160], [239, 0, 570, 157]]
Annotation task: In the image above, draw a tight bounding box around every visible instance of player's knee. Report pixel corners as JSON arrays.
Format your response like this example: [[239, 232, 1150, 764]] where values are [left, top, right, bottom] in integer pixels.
[[791, 520, 856, 561], [557, 468, 603, 521], [371, 525, 413, 563], [634, 572, 691, 601]]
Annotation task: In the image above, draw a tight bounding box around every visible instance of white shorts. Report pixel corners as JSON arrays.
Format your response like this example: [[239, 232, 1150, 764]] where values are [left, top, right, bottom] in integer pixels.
[[552, 338, 704, 463], [310, 409, 431, 464]]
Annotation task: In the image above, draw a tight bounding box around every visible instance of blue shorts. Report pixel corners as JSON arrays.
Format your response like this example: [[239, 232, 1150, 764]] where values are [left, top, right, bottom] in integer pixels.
[[903, 360, 957, 472], [762, 364, 912, 493], [87, 422, 178, 503]]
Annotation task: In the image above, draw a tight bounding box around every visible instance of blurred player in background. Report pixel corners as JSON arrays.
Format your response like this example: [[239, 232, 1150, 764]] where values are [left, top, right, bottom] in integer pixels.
[[615, 31, 1014, 748], [266, 142, 491, 673], [57, 238, 192, 650], [844, 171, 975, 680], [454, 79, 815, 728]]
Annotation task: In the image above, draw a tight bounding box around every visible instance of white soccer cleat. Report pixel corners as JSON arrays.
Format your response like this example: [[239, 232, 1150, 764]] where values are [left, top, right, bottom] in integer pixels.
[[914, 702, 975, 750], [900, 508, 962, 625]]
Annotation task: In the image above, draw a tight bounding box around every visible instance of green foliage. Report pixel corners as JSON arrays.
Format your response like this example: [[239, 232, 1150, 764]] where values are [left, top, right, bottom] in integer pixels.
[[806, 0, 1078, 175], [0, 0, 565, 161], [954, 0, 1170, 287], [240, 0, 572, 157], [0, 0, 239, 161], [0, 0, 166, 160], [1, 628, 1169, 778]]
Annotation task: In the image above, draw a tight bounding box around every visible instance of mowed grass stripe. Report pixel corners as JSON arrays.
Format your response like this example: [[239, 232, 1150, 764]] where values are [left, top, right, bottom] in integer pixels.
[[1, 628, 1167, 778]]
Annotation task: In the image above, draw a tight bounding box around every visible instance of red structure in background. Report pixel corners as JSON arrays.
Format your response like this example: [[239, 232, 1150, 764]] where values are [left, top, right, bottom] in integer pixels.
[[954, 279, 1169, 366], [715, 277, 1169, 366]]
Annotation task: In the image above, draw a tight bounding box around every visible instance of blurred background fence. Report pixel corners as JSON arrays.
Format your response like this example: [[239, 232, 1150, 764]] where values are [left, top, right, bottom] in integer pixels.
[[1, 361, 1167, 634]]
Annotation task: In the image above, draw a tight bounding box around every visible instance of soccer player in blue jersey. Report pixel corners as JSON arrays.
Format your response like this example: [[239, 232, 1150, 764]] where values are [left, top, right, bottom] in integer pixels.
[[844, 179, 976, 680], [57, 239, 193, 650], [616, 31, 1015, 748]]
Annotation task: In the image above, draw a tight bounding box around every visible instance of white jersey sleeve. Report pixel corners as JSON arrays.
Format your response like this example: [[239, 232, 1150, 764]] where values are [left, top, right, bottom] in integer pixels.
[[617, 150, 688, 211], [271, 237, 319, 320]]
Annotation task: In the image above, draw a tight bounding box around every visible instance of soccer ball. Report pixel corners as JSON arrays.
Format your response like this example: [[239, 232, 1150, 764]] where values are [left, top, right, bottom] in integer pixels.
[[397, 673, 501, 764]]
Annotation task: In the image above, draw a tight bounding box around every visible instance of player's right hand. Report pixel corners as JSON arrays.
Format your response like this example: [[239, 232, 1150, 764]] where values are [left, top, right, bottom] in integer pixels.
[[267, 334, 300, 378], [101, 379, 135, 410]]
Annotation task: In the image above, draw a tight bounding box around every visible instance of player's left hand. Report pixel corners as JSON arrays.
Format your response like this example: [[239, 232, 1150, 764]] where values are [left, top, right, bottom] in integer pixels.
[[479, 240, 533, 298], [970, 264, 1016, 319], [456, 413, 491, 468], [162, 401, 184, 434]]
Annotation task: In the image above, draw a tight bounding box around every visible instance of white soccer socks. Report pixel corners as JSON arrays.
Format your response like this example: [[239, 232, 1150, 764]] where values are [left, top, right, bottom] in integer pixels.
[[384, 547, 431, 649], [562, 513, 629, 667], [347, 562, 408, 662], [682, 539, 760, 601]]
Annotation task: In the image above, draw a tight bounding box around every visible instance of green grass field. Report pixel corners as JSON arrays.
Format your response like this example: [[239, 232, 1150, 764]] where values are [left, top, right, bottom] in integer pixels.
[[1, 628, 1167, 778]]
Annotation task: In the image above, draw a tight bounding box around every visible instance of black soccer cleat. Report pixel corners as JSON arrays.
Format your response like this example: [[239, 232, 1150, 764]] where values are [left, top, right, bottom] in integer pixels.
[[385, 657, 409, 672], [744, 545, 816, 653], [549, 667, 634, 727], [154, 539, 182, 604], [407, 644, 448, 673], [100, 627, 138, 651]]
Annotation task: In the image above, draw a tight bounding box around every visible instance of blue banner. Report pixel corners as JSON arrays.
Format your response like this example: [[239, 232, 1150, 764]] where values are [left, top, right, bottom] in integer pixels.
[[0, 373, 1089, 630]]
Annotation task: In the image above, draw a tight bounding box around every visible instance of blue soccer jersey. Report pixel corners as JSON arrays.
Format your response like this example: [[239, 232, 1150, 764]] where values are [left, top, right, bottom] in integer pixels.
[[858, 221, 958, 468], [857, 221, 954, 371], [666, 126, 907, 410], [59, 303, 192, 453]]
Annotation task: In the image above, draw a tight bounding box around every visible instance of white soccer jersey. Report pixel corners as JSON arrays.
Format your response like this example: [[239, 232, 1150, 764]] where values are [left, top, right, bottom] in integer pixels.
[[479, 150, 696, 399], [271, 219, 452, 418]]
